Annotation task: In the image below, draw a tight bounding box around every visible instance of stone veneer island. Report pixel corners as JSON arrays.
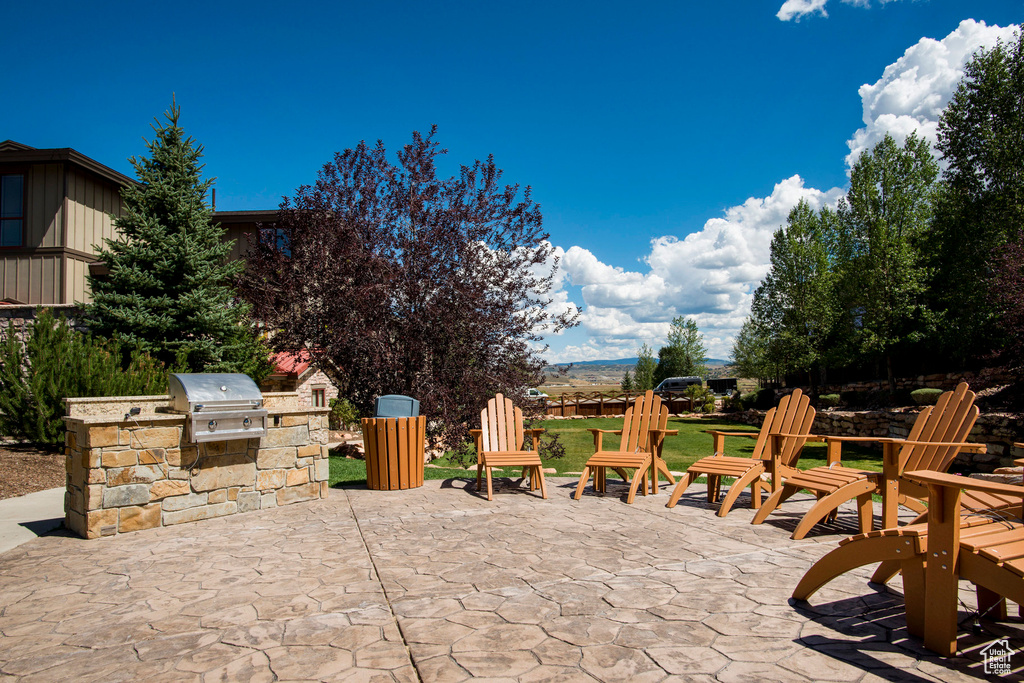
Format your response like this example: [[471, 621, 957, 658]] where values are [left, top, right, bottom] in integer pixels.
[[63, 392, 330, 538]]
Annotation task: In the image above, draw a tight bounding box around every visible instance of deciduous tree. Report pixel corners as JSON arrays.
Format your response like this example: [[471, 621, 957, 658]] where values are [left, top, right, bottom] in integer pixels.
[[749, 200, 836, 390], [992, 229, 1024, 376], [239, 128, 578, 448], [632, 343, 657, 392], [933, 30, 1024, 361], [837, 132, 938, 393], [654, 317, 708, 383]]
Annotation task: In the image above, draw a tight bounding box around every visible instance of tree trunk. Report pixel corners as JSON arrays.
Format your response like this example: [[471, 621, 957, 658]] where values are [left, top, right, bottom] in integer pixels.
[[886, 353, 897, 396]]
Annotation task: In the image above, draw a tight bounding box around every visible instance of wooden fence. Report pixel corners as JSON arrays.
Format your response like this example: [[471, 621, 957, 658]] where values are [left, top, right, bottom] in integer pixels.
[[534, 391, 693, 417]]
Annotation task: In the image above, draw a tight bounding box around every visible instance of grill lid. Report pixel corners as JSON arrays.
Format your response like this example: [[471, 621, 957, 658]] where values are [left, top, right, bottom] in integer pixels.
[[169, 373, 263, 413]]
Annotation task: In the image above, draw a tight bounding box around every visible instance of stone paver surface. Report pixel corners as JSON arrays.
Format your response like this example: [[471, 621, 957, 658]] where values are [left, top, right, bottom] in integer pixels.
[[2, 476, 1021, 681]]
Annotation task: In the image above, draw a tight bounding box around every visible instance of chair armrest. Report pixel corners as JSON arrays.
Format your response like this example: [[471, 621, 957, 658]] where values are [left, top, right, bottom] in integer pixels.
[[820, 435, 893, 444], [905, 470, 1024, 497], [705, 430, 759, 438], [649, 429, 679, 436], [524, 428, 545, 452], [589, 428, 622, 452]]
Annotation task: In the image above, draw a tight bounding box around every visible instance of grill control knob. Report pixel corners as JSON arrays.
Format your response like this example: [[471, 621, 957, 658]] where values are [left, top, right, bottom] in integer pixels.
[[243, 417, 252, 428], [208, 420, 217, 431]]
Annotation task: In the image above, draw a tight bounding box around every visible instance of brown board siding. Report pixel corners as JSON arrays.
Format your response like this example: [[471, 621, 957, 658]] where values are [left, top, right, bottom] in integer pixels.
[[0, 254, 63, 305], [65, 255, 90, 304], [25, 164, 64, 249], [66, 167, 122, 255]]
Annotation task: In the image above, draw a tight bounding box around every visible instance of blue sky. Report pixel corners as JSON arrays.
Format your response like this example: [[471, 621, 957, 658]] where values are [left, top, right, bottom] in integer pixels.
[[3, 0, 1021, 363]]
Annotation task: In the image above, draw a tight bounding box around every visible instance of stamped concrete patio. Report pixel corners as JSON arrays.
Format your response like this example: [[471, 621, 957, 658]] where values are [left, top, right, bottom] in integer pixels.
[[1, 477, 1020, 682]]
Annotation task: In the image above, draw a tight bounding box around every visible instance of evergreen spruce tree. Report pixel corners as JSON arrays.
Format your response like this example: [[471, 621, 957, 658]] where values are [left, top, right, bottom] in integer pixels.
[[85, 100, 271, 380]]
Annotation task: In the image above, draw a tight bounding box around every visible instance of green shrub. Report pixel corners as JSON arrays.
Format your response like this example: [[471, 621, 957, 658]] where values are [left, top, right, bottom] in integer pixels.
[[743, 388, 775, 410], [911, 388, 944, 405], [818, 393, 840, 408], [685, 385, 716, 413], [0, 309, 171, 448], [328, 397, 360, 430], [721, 391, 743, 411]]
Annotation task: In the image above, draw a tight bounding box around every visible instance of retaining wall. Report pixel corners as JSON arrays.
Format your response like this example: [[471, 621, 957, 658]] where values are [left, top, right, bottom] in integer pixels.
[[63, 392, 331, 539]]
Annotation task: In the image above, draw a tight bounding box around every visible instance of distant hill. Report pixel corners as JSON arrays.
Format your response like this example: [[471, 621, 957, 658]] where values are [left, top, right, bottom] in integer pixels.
[[559, 357, 731, 367]]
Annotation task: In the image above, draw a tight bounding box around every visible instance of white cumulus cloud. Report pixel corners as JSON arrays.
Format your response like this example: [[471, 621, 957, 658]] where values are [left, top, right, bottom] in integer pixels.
[[549, 176, 843, 361], [846, 19, 1018, 167], [778, 0, 898, 22]]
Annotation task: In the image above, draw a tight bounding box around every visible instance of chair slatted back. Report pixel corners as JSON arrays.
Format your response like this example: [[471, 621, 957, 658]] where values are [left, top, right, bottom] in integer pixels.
[[619, 390, 668, 453], [900, 382, 978, 473], [753, 388, 815, 466], [480, 393, 525, 453]]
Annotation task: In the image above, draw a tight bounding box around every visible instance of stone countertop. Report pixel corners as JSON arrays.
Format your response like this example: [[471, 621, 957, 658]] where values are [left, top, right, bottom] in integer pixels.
[[64, 405, 330, 426]]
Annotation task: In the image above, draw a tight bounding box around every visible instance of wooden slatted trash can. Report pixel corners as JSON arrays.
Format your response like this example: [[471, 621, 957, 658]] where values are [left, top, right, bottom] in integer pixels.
[[361, 395, 425, 490]]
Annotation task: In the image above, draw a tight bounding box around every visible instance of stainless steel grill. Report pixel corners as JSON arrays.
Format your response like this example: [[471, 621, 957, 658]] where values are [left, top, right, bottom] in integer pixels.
[[168, 373, 268, 443]]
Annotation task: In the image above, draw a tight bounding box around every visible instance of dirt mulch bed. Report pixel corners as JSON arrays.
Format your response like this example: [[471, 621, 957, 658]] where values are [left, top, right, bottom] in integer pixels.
[[0, 444, 65, 500]]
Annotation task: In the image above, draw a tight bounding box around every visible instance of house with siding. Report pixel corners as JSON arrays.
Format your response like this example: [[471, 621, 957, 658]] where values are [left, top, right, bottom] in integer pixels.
[[0, 140, 336, 405], [0, 140, 129, 305]]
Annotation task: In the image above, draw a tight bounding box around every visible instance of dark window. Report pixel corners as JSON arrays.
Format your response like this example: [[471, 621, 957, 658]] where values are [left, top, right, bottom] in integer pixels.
[[259, 225, 291, 256], [312, 387, 326, 408], [0, 174, 24, 247]]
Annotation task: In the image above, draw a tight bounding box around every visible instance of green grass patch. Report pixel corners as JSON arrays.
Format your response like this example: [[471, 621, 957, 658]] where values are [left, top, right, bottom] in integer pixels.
[[329, 416, 886, 487]]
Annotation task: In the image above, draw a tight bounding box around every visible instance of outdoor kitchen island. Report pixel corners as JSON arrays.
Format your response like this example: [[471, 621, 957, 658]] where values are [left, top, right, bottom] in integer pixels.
[[62, 377, 330, 539]]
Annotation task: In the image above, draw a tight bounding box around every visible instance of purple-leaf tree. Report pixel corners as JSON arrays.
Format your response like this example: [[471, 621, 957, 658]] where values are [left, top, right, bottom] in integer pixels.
[[993, 229, 1024, 377], [239, 128, 578, 448]]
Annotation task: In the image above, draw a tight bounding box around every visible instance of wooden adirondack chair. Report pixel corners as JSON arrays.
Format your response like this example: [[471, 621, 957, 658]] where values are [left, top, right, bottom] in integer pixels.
[[751, 382, 985, 540], [573, 390, 678, 504], [476, 393, 547, 501], [665, 388, 816, 517], [794, 470, 1024, 657]]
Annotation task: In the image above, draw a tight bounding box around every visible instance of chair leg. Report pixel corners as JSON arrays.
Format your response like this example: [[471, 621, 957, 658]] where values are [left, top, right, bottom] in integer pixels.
[[790, 479, 877, 540], [751, 484, 792, 525], [717, 466, 764, 518], [977, 585, 1007, 621], [626, 456, 653, 504], [574, 467, 592, 500], [654, 459, 675, 486], [486, 467, 494, 501], [666, 471, 697, 508], [856, 493, 873, 534], [870, 560, 901, 585], [536, 466, 548, 499], [477, 463, 483, 491], [902, 557, 927, 639], [792, 533, 919, 601], [707, 475, 720, 503]]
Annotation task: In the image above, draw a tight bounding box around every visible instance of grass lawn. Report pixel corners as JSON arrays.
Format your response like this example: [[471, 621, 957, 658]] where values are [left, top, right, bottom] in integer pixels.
[[330, 415, 884, 487]]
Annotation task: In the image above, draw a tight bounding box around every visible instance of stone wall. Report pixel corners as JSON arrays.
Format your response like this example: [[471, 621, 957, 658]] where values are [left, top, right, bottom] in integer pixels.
[[63, 392, 331, 539], [795, 367, 1016, 395], [727, 407, 1024, 471], [0, 304, 82, 343]]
